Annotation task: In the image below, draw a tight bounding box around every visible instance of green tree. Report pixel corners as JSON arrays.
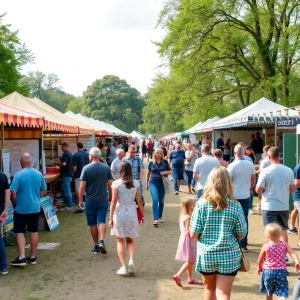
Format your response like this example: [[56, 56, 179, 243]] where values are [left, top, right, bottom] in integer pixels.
[[0, 13, 33, 96], [155, 0, 300, 108], [66, 97, 85, 114], [83, 75, 145, 133]]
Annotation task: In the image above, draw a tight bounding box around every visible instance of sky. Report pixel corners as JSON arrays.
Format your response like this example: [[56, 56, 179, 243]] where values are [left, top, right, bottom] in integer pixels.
[[1, 0, 165, 96]]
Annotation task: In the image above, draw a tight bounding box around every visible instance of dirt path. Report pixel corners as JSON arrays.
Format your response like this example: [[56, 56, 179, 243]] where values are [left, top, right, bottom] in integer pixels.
[[1, 172, 300, 299]]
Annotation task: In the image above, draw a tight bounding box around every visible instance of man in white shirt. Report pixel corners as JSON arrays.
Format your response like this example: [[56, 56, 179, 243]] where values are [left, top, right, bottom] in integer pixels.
[[110, 149, 125, 180], [256, 147, 295, 243], [153, 139, 160, 150], [193, 145, 219, 198], [227, 144, 256, 251]]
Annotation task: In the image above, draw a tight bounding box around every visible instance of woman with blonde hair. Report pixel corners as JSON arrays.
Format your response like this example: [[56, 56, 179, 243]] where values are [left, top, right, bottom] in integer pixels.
[[190, 167, 247, 300], [146, 148, 172, 226]]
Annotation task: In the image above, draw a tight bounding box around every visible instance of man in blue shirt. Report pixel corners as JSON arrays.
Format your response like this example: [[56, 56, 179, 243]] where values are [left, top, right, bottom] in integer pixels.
[[169, 143, 185, 195], [55, 143, 73, 211], [73, 143, 89, 214], [216, 133, 225, 152], [10, 153, 47, 266]]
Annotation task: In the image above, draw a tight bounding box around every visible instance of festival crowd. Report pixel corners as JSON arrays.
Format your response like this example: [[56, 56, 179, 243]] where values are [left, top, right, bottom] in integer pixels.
[[0, 132, 300, 299]]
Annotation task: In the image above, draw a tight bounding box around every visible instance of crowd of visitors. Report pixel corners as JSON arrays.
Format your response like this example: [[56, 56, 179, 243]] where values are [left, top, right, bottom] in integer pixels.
[[2, 132, 300, 299]]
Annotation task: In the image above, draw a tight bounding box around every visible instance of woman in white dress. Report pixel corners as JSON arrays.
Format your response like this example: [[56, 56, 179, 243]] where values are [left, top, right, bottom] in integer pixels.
[[109, 161, 144, 276]]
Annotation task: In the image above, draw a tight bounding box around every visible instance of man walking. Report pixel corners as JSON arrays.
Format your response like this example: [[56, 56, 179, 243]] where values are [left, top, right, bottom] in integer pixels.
[[79, 147, 113, 254], [55, 143, 73, 211], [193, 145, 219, 198], [0, 171, 10, 274], [123, 145, 144, 204], [111, 149, 125, 180], [169, 142, 186, 195], [10, 153, 47, 266], [227, 145, 256, 251], [256, 147, 295, 244], [216, 133, 225, 152], [73, 143, 89, 214]]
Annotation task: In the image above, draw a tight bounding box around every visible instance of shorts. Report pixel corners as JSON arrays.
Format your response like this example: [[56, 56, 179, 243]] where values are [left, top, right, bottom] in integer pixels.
[[294, 201, 300, 213], [200, 270, 238, 276], [85, 201, 108, 226], [262, 210, 289, 230], [260, 269, 288, 298], [172, 168, 184, 181], [74, 178, 85, 195], [14, 212, 40, 233]]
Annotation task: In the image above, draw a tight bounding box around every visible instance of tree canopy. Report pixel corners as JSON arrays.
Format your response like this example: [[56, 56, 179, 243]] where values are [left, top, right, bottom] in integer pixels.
[[83, 75, 145, 133], [140, 0, 300, 133], [0, 13, 33, 97]]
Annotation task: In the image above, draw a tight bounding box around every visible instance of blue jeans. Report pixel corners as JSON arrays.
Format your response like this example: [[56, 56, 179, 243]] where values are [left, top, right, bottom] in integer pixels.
[[149, 182, 165, 220], [140, 183, 145, 203], [61, 177, 72, 207], [0, 233, 7, 271], [237, 198, 250, 248], [185, 170, 195, 186], [197, 189, 203, 198]]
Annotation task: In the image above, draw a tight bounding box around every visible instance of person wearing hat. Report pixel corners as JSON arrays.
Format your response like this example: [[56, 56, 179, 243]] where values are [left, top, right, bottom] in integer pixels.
[[78, 147, 113, 255]]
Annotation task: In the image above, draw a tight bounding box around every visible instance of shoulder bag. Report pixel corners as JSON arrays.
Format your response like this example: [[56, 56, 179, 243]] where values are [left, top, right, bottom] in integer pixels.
[[238, 244, 250, 272], [155, 162, 171, 194]]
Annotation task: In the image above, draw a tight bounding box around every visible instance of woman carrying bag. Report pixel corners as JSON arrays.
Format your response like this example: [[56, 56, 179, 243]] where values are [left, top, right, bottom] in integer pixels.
[[146, 148, 172, 227], [190, 166, 247, 300]]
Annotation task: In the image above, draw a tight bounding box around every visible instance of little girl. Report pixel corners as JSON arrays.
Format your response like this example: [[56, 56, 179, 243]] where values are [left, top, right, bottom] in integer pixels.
[[258, 223, 300, 299], [173, 198, 202, 287]]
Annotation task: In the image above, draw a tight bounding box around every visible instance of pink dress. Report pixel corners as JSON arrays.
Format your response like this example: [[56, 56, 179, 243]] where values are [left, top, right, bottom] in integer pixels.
[[175, 215, 197, 263], [111, 179, 140, 238]]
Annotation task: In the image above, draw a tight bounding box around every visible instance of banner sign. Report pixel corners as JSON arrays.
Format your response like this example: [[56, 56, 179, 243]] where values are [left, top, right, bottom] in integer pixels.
[[277, 117, 300, 128], [40, 196, 60, 231]]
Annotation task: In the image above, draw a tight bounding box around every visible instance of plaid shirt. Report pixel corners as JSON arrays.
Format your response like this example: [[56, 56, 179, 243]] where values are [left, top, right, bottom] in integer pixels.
[[190, 198, 247, 274], [123, 156, 144, 180]]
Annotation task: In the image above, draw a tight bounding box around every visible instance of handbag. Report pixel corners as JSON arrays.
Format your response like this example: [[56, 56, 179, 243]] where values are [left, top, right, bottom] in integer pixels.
[[162, 175, 171, 194], [136, 207, 143, 223], [239, 247, 250, 272]]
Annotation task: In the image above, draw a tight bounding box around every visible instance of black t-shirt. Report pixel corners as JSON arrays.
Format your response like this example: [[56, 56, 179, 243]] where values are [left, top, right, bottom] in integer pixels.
[[251, 137, 264, 154], [72, 150, 89, 178], [60, 150, 73, 177], [0, 172, 9, 214], [216, 138, 224, 151]]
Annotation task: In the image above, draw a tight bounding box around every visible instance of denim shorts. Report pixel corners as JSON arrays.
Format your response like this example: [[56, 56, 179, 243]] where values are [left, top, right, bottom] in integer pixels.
[[85, 201, 108, 226], [260, 269, 288, 298], [172, 168, 184, 180], [262, 210, 289, 230]]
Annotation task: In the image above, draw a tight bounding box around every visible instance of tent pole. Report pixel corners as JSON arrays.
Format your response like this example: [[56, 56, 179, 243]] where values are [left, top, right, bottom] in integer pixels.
[[274, 117, 277, 146], [1, 122, 4, 172]]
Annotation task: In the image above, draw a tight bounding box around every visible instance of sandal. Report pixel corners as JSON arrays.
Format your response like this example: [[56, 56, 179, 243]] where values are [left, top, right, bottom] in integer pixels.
[[187, 278, 203, 285], [173, 275, 183, 287], [192, 188, 195, 193]]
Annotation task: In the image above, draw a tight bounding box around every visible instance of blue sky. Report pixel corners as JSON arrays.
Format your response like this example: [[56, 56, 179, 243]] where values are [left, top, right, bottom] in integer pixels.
[[2, 0, 164, 95]]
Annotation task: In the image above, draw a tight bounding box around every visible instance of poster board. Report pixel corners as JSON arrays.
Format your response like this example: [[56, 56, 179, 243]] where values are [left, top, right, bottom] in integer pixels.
[[3, 202, 14, 232], [1, 140, 40, 176], [2, 149, 10, 183], [40, 196, 60, 231]]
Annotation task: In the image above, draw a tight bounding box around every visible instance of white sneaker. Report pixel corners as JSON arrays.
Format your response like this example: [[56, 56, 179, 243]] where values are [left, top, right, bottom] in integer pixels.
[[60, 206, 73, 211], [249, 209, 254, 215], [128, 260, 135, 274], [117, 267, 129, 276]]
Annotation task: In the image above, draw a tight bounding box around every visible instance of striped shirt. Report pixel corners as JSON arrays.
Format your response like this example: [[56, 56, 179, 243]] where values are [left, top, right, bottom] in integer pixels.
[[190, 198, 247, 274]]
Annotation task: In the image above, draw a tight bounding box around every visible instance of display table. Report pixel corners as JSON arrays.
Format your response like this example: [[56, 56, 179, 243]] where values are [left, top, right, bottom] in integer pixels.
[[44, 174, 60, 198]]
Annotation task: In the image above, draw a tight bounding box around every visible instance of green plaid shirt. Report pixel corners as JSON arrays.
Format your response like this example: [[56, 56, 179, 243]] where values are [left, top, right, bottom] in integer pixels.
[[190, 198, 247, 274]]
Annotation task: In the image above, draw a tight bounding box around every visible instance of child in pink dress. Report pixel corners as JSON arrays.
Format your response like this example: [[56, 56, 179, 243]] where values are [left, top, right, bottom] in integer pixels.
[[173, 198, 202, 287], [258, 223, 300, 299]]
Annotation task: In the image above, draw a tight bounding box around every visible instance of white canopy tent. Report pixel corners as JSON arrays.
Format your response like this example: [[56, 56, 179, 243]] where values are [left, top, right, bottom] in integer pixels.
[[209, 98, 298, 130], [130, 130, 146, 139]]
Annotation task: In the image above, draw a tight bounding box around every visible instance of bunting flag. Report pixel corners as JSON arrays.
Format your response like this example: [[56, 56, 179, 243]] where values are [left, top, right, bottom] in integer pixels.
[[294, 106, 300, 117], [284, 108, 289, 119], [263, 113, 267, 122], [276, 110, 282, 120], [257, 113, 260, 123], [270, 112, 273, 122], [252, 114, 255, 121]]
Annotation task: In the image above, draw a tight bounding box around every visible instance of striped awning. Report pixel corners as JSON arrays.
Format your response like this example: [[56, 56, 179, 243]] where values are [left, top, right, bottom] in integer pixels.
[[0, 103, 44, 128], [44, 120, 78, 133]]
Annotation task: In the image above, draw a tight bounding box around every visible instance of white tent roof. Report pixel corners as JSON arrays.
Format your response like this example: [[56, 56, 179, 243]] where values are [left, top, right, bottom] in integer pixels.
[[130, 130, 146, 138], [186, 121, 203, 134], [211, 98, 298, 129]]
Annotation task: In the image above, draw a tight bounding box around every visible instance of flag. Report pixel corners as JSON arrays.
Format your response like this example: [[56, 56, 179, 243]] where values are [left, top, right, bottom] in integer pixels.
[[276, 110, 282, 120], [270, 112, 273, 122], [263, 113, 267, 122], [284, 108, 289, 119]]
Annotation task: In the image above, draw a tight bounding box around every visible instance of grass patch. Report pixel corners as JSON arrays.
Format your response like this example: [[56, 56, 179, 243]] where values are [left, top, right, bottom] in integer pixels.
[[31, 283, 43, 292]]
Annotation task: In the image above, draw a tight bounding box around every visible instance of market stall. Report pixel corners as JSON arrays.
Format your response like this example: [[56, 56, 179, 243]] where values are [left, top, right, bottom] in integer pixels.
[[202, 98, 298, 154]]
